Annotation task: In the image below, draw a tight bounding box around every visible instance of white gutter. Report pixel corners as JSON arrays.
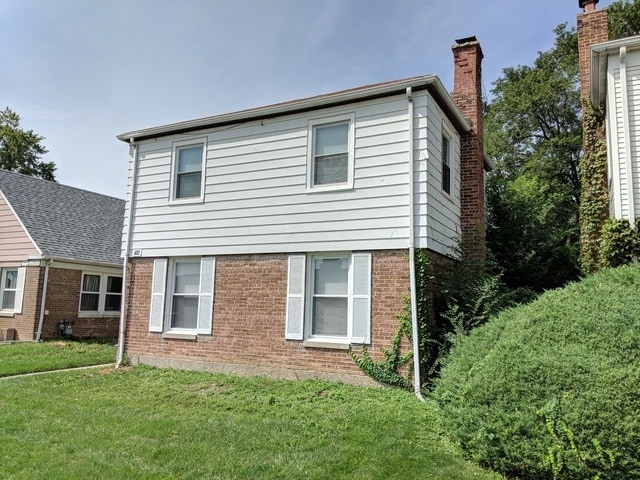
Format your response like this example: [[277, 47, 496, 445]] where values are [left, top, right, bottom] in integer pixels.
[[35, 258, 53, 342], [116, 138, 139, 368], [406, 87, 424, 401]]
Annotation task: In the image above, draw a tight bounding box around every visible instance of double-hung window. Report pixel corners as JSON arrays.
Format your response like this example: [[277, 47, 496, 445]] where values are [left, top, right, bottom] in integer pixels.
[[442, 133, 451, 195], [171, 138, 207, 202], [307, 114, 355, 190], [148, 257, 215, 336], [0, 267, 25, 314], [79, 273, 123, 316], [285, 252, 371, 346]]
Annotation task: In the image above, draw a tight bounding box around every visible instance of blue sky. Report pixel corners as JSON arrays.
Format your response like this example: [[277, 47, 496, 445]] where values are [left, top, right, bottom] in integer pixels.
[[1, 0, 613, 198]]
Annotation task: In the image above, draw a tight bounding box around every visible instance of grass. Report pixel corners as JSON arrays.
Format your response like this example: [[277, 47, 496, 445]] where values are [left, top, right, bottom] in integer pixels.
[[0, 339, 116, 377], [0, 365, 503, 479]]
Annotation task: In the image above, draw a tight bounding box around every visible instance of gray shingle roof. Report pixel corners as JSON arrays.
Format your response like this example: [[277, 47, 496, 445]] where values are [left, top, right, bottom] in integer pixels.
[[0, 169, 124, 266]]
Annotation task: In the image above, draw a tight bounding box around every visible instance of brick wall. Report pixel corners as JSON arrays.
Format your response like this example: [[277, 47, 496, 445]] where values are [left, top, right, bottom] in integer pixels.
[[124, 251, 411, 378], [40, 267, 120, 339], [0, 265, 42, 340], [578, 7, 609, 102], [452, 37, 486, 250]]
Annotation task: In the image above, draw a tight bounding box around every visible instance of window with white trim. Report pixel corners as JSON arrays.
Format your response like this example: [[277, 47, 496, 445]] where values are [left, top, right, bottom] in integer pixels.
[[0, 267, 25, 314], [442, 133, 451, 195], [171, 138, 206, 202], [148, 257, 215, 335], [307, 115, 355, 190], [285, 252, 371, 346], [79, 273, 122, 315]]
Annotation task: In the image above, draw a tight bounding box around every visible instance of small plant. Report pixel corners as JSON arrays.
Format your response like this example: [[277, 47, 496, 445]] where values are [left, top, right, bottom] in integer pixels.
[[538, 395, 615, 480]]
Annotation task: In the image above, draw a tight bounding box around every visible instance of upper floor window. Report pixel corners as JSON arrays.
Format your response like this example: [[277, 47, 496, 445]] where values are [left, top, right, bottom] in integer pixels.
[[171, 138, 207, 202], [307, 114, 355, 191], [79, 273, 122, 316], [441, 134, 451, 195]]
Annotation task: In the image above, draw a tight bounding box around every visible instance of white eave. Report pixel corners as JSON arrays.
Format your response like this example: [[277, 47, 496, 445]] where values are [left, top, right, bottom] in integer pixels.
[[591, 35, 640, 108], [117, 75, 471, 142]]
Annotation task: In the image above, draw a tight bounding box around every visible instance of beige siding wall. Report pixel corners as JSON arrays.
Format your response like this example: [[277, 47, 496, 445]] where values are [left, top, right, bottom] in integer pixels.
[[0, 193, 38, 266]]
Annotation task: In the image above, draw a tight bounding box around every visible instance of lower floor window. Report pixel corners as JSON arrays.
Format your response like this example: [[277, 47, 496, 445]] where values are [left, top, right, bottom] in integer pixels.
[[148, 257, 216, 335], [80, 273, 122, 315], [285, 252, 371, 345], [1, 269, 18, 310], [0, 267, 24, 313]]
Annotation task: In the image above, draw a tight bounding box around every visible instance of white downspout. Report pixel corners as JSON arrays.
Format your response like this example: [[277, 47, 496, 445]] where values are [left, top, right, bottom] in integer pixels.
[[116, 138, 139, 368], [35, 258, 53, 342], [406, 87, 424, 401]]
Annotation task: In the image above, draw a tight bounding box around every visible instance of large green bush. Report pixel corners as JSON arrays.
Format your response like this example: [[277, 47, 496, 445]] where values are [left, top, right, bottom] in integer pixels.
[[433, 266, 640, 479]]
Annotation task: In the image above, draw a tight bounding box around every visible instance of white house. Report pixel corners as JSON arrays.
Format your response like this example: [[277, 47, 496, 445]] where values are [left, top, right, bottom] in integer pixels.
[[116, 37, 489, 385]]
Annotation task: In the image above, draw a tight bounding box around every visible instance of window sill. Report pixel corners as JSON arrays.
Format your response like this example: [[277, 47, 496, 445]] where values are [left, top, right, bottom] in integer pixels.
[[162, 332, 197, 341], [78, 312, 121, 318], [302, 340, 350, 350], [0, 311, 15, 318], [305, 184, 353, 194], [168, 196, 205, 206]]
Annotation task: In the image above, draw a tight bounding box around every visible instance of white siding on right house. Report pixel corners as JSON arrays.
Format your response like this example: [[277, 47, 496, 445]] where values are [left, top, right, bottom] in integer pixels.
[[607, 50, 640, 221]]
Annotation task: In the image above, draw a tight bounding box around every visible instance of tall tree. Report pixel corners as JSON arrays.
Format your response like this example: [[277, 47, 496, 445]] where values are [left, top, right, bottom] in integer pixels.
[[0, 107, 56, 181], [484, 24, 582, 293]]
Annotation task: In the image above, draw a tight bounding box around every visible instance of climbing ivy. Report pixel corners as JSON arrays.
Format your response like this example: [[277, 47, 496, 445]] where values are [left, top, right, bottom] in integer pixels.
[[579, 103, 609, 274], [600, 218, 640, 267]]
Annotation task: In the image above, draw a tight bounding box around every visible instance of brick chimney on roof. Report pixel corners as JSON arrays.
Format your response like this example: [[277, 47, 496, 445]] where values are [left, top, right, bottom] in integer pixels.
[[452, 36, 485, 248], [577, 0, 608, 102], [579, 0, 599, 13]]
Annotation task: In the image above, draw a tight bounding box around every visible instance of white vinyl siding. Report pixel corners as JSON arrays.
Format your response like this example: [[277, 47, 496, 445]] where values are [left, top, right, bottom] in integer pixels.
[[123, 91, 462, 259], [285, 253, 371, 346], [607, 50, 640, 221]]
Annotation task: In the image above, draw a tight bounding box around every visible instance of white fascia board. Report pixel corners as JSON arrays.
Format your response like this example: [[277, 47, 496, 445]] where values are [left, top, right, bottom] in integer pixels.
[[117, 75, 470, 142], [591, 35, 640, 108]]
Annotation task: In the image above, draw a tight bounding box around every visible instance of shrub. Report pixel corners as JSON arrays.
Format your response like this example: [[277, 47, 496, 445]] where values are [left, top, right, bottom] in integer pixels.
[[433, 266, 640, 479]]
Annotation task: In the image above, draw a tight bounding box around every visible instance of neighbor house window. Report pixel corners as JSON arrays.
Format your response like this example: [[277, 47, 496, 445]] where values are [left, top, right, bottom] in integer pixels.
[[442, 134, 451, 195], [148, 257, 216, 335], [307, 115, 355, 190], [0, 269, 18, 311], [285, 252, 371, 346], [171, 138, 207, 201], [79, 273, 122, 315]]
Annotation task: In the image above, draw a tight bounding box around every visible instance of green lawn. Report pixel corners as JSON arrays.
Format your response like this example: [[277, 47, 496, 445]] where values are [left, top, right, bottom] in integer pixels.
[[0, 365, 503, 479], [0, 339, 116, 377]]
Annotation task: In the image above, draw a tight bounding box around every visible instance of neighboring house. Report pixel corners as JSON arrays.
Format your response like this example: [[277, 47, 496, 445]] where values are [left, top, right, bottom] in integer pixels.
[[117, 37, 489, 384], [579, 0, 640, 223], [0, 169, 125, 340], [591, 34, 640, 221]]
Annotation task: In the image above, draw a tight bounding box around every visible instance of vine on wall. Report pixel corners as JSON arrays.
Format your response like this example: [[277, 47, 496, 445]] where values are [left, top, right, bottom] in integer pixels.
[[579, 102, 609, 274]]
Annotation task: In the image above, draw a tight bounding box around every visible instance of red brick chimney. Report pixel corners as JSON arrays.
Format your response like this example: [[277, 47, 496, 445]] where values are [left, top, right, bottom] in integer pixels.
[[452, 36, 485, 247], [577, 0, 608, 103]]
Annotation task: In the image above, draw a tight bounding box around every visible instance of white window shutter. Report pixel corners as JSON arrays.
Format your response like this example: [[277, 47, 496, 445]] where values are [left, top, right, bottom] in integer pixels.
[[149, 258, 167, 332], [13, 267, 26, 314], [197, 257, 216, 335], [351, 253, 371, 344], [285, 255, 306, 340]]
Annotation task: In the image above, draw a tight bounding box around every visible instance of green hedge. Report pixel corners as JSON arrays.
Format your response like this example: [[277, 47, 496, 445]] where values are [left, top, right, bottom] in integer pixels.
[[433, 266, 640, 479]]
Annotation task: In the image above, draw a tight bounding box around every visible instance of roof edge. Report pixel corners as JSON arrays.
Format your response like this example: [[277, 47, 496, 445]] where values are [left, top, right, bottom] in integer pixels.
[[591, 35, 640, 107], [117, 75, 470, 142]]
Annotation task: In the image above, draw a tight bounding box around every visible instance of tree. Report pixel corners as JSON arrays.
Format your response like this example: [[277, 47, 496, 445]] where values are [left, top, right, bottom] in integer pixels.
[[484, 24, 582, 293], [0, 107, 56, 181], [609, 0, 640, 40]]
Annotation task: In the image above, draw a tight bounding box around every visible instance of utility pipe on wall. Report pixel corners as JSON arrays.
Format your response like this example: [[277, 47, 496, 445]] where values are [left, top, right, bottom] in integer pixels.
[[35, 258, 52, 342], [406, 87, 424, 401], [116, 138, 139, 368]]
